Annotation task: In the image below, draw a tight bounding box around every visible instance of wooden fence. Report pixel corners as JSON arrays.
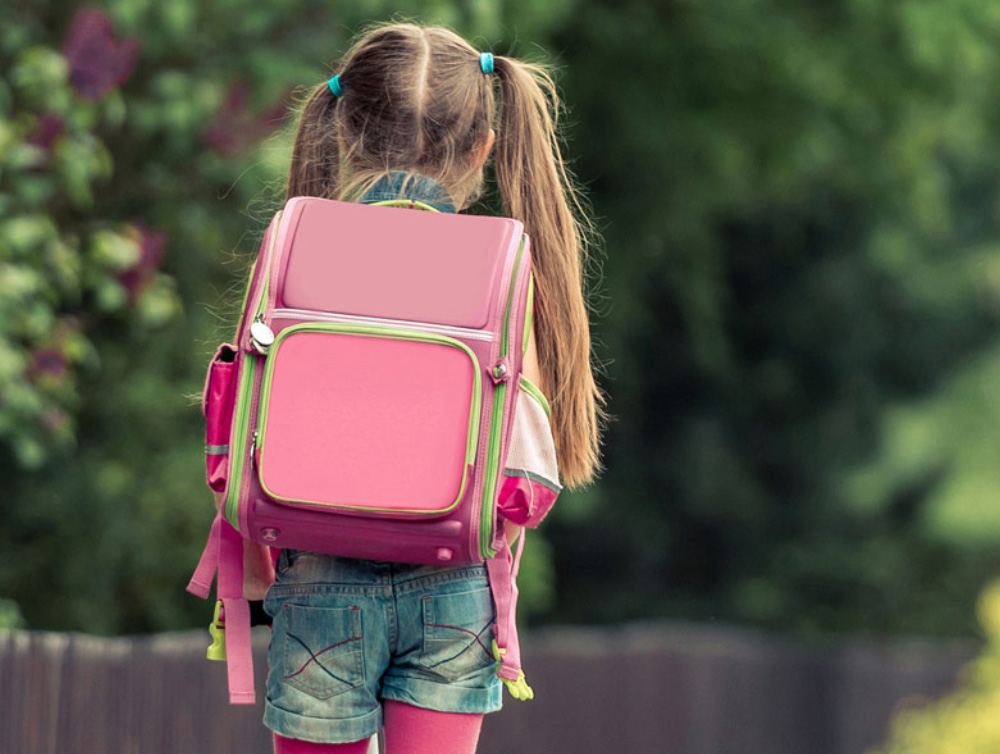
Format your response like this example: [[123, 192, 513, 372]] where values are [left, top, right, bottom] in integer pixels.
[[0, 622, 976, 754]]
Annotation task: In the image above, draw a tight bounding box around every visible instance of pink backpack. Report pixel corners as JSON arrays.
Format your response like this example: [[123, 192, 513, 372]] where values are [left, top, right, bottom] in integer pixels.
[[187, 196, 562, 705]]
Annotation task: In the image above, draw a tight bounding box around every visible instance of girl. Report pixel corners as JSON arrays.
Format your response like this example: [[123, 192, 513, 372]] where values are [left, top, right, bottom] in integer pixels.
[[264, 21, 604, 754]]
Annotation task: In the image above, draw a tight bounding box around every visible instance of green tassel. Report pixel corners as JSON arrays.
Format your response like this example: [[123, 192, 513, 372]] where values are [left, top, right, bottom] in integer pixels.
[[501, 672, 534, 701], [206, 600, 227, 662], [492, 639, 534, 701]]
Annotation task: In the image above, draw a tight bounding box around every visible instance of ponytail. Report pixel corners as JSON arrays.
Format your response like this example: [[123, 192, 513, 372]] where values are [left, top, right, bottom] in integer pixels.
[[286, 84, 341, 200], [493, 56, 606, 489]]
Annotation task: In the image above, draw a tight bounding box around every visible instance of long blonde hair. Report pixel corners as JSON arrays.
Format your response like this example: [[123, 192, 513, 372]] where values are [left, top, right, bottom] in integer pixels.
[[286, 22, 605, 488]]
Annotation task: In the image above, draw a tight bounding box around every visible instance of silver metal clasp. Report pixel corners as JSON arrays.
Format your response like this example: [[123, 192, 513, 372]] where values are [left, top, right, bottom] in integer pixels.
[[249, 320, 275, 354]]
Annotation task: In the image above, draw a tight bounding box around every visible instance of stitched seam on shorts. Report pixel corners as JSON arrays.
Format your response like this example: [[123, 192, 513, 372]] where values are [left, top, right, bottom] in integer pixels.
[[379, 679, 503, 714], [268, 584, 391, 598], [426, 623, 493, 656], [284, 634, 361, 682], [386, 597, 399, 655], [393, 568, 489, 595], [265, 701, 381, 722]]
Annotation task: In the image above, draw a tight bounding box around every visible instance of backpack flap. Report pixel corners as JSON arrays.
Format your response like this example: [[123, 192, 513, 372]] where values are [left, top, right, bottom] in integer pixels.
[[275, 198, 520, 329]]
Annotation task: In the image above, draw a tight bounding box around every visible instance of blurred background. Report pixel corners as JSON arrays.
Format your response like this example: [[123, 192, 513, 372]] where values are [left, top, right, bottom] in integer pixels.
[[3, 0, 1000, 752]]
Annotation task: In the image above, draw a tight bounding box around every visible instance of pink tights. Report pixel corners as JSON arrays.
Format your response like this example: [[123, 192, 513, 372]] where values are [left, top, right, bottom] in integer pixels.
[[273, 700, 484, 754]]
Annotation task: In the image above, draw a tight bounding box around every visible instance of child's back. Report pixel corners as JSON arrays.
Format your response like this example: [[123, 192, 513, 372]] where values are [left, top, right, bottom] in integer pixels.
[[208, 22, 604, 754]]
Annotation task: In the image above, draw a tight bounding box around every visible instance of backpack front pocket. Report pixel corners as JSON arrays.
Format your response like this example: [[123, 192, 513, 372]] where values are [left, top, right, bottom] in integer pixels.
[[256, 324, 482, 517]]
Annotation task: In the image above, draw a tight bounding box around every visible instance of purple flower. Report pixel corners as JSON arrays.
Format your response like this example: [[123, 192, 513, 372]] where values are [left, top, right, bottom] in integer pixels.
[[203, 82, 291, 157], [28, 114, 65, 151], [27, 348, 68, 382], [44, 408, 70, 433], [118, 224, 166, 302], [63, 8, 139, 101]]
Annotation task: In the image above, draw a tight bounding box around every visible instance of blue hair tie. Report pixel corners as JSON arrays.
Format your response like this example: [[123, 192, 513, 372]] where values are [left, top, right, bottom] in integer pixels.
[[327, 74, 343, 97], [479, 52, 494, 75]]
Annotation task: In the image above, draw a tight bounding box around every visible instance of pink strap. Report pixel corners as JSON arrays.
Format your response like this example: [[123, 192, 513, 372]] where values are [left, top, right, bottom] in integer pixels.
[[485, 534, 526, 682], [221, 598, 254, 704], [185, 514, 256, 705], [218, 519, 255, 705], [512, 528, 526, 580], [186, 513, 222, 599]]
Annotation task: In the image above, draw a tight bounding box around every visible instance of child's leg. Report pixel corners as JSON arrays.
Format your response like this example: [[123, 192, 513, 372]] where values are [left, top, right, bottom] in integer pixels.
[[273, 733, 373, 754], [382, 700, 484, 754]]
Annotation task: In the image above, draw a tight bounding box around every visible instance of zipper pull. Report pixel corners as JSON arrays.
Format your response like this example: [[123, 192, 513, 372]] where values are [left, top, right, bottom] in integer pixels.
[[250, 429, 259, 466]]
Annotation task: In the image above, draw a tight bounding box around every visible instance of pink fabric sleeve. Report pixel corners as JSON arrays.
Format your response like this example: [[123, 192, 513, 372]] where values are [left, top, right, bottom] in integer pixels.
[[498, 379, 562, 528]]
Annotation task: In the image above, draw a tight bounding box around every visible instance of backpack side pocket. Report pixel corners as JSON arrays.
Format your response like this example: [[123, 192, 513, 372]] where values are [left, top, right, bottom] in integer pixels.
[[203, 343, 238, 493], [498, 376, 562, 528]]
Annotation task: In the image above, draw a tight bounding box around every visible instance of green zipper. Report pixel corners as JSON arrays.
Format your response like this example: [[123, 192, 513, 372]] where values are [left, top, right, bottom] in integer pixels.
[[518, 375, 551, 416], [254, 275, 270, 326], [479, 237, 527, 557], [522, 273, 535, 357], [222, 212, 281, 528], [499, 239, 525, 358], [224, 353, 257, 526], [238, 257, 258, 331], [255, 322, 482, 515]]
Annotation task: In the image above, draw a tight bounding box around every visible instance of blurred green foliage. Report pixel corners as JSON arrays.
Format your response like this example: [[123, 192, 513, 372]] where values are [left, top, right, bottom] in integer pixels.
[[3, 0, 1000, 639], [0, 0, 569, 633], [870, 580, 1000, 753], [543, 0, 1000, 635], [0, 29, 174, 468]]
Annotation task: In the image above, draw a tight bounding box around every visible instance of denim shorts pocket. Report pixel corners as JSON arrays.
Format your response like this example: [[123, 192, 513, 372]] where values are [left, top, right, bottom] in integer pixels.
[[417, 587, 496, 682], [280, 604, 365, 700]]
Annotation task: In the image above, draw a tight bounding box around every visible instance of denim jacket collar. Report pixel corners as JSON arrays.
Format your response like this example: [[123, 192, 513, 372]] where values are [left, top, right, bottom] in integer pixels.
[[358, 171, 457, 214]]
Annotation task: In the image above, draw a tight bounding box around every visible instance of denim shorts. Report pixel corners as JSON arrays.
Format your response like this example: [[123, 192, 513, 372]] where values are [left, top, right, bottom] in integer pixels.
[[262, 550, 502, 743]]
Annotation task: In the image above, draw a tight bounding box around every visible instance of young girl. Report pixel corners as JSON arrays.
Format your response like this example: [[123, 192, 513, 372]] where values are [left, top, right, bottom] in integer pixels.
[[264, 22, 604, 754]]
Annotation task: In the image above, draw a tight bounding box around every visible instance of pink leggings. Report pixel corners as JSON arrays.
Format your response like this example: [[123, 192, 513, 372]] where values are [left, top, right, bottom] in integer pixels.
[[273, 700, 484, 754]]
